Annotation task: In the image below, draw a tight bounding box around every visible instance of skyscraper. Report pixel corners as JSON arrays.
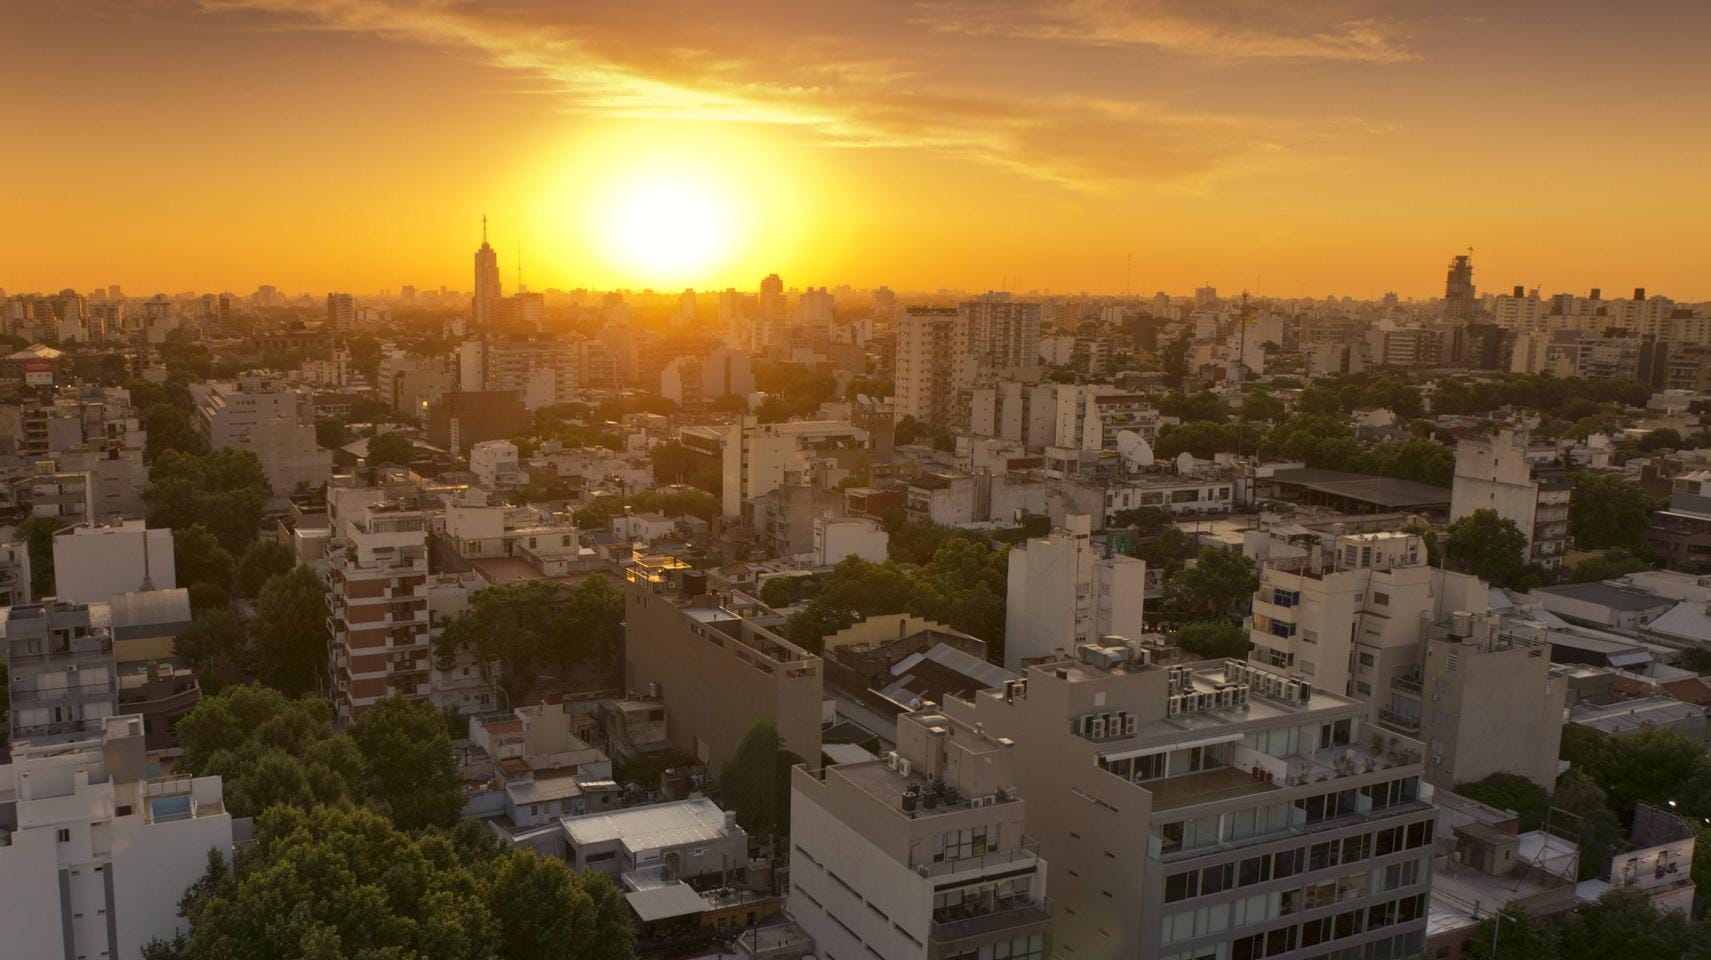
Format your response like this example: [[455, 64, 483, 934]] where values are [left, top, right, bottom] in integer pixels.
[[758, 273, 785, 347], [472, 215, 502, 327], [1443, 253, 1477, 321]]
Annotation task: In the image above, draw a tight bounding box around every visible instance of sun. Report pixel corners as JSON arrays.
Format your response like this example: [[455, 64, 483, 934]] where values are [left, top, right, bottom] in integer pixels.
[[593, 164, 739, 284]]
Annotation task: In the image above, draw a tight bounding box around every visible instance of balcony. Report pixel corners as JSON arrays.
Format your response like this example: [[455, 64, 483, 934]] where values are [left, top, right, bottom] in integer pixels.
[[1389, 670, 1422, 696], [1377, 708, 1420, 734], [918, 840, 1041, 881], [930, 896, 1053, 943]]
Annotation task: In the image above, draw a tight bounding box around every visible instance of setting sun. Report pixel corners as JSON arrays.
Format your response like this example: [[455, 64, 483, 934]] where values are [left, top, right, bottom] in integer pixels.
[[597, 168, 732, 282]]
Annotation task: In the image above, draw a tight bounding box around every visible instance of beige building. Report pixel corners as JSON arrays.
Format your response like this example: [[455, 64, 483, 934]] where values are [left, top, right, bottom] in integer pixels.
[[790, 707, 1052, 960], [942, 641, 1436, 960], [622, 559, 822, 768], [1450, 429, 1571, 572], [895, 308, 968, 434], [324, 489, 432, 722]]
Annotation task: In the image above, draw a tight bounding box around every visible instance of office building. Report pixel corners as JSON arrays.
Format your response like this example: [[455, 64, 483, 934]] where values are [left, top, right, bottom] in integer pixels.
[[1004, 514, 1146, 671], [1450, 429, 1571, 572], [0, 714, 235, 960], [50, 520, 176, 605], [622, 558, 822, 768], [945, 643, 1435, 960], [790, 707, 1053, 960], [324, 489, 432, 722]]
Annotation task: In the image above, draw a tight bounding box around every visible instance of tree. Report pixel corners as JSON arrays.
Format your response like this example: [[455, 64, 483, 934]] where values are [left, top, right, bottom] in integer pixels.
[[1561, 726, 1711, 819], [1160, 334, 1192, 385], [1569, 547, 1653, 583], [1158, 390, 1229, 423], [1553, 770, 1623, 880], [760, 575, 810, 608], [174, 686, 364, 818], [1360, 436, 1455, 488], [1456, 773, 1550, 831], [366, 430, 416, 466], [1463, 906, 1559, 960], [345, 335, 382, 384], [175, 608, 249, 694], [1445, 509, 1539, 591], [1637, 427, 1685, 453], [143, 403, 209, 459], [250, 566, 331, 696], [314, 416, 347, 449], [168, 803, 638, 960], [350, 695, 464, 831], [1109, 506, 1173, 536], [910, 536, 1009, 661], [1164, 547, 1259, 621], [145, 448, 269, 554], [1172, 621, 1251, 660], [434, 577, 624, 705], [894, 414, 927, 447], [719, 720, 803, 839], [1570, 473, 1660, 551], [1154, 420, 1263, 460], [1557, 886, 1697, 960], [174, 524, 235, 600], [16, 515, 62, 598], [235, 538, 296, 598]]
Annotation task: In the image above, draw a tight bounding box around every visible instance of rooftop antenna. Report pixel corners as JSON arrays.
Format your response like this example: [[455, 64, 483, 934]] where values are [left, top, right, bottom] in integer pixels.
[[482, 213, 488, 245]]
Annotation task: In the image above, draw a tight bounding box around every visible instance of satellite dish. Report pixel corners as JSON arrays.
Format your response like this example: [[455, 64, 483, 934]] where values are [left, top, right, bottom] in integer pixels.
[[857, 393, 872, 407], [1176, 451, 1199, 474], [1116, 430, 1154, 468]]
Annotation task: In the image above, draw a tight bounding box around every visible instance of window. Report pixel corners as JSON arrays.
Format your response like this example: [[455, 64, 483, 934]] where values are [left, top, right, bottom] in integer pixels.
[[1372, 592, 1389, 607], [1239, 855, 1272, 887], [1358, 652, 1376, 667], [57, 829, 71, 843], [1356, 682, 1372, 696], [1165, 871, 1199, 903], [1201, 862, 1234, 895]]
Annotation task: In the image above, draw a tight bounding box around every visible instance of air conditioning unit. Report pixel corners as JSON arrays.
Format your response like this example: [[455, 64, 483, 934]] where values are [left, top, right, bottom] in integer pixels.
[[886, 751, 900, 770], [1090, 718, 1107, 739], [899, 758, 912, 777], [971, 795, 988, 808], [1124, 715, 1138, 735], [1167, 696, 1182, 716], [1198, 692, 1214, 711]]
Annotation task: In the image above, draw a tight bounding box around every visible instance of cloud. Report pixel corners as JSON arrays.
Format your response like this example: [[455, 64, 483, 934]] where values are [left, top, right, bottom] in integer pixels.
[[915, 0, 1421, 64], [169, 0, 1375, 190]]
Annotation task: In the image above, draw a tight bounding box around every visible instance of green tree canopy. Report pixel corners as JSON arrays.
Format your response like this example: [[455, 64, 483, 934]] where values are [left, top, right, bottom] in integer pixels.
[[145, 448, 270, 554], [166, 804, 636, 960], [1163, 547, 1259, 622], [250, 565, 331, 696], [1570, 473, 1660, 551], [1569, 547, 1653, 584], [1455, 773, 1550, 831], [236, 538, 296, 598], [367, 430, 416, 466], [175, 686, 364, 817], [350, 695, 464, 831], [143, 403, 209, 460], [16, 516, 63, 598], [1171, 621, 1251, 660], [719, 720, 803, 840], [174, 524, 235, 601], [174, 608, 249, 694], [1445, 509, 1540, 591], [433, 577, 623, 705]]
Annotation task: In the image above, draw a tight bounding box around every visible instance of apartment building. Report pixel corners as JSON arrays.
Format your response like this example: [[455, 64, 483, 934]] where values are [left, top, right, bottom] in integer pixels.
[[1450, 429, 1571, 572], [622, 558, 823, 768], [0, 715, 235, 960], [790, 708, 1053, 960], [457, 336, 579, 410], [963, 294, 1043, 381], [1080, 393, 1166, 451], [1004, 514, 1146, 671], [5, 600, 119, 745], [50, 519, 176, 604], [720, 417, 869, 518], [376, 347, 455, 418], [324, 490, 432, 722], [193, 375, 331, 498], [945, 642, 1436, 960], [895, 308, 968, 434], [1404, 613, 1565, 791]]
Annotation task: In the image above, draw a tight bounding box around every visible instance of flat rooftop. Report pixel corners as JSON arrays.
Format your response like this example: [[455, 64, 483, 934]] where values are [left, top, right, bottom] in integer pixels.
[[1267, 468, 1451, 509], [1148, 766, 1277, 812], [563, 797, 734, 850]]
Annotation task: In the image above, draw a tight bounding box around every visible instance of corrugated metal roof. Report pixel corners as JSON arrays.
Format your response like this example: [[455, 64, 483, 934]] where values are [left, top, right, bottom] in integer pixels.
[[563, 797, 732, 851]]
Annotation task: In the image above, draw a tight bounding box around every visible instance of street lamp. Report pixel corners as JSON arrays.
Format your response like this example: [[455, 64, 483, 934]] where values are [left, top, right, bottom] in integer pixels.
[[1489, 911, 1514, 959]]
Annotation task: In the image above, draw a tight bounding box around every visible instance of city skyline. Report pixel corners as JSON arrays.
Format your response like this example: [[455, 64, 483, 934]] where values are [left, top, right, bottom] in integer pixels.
[[6, 2, 1711, 298]]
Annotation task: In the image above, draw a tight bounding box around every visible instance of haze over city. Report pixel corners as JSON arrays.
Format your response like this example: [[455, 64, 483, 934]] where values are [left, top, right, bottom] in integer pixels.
[[7, 1, 1711, 297]]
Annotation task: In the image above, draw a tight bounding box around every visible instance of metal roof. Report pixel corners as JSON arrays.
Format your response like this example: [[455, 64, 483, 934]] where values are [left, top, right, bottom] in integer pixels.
[[1536, 581, 1675, 612], [562, 797, 733, 852], [625, 881, 709, 922], [1266, 468, 1451, 508]]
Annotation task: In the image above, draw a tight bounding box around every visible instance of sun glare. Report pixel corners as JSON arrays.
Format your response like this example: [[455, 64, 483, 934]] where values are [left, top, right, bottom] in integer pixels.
[[600, 170, 730, 281]]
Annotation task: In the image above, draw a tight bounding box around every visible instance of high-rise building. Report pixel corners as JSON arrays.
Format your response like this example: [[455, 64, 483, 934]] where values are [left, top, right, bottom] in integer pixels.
[[894, 307, 966, 433], [193, 375, 332, 499], [758, 273, 786, 347], [1450, 428, 1571, 572], [1004, 514, 1145, 670], [5, 600, 119, 744], [325, 292, 355, 331], [963, 293, 1042, 380], [472, 216, 502, 327], [1443, 254, 1477, 322], [325, 488, 432, 723]]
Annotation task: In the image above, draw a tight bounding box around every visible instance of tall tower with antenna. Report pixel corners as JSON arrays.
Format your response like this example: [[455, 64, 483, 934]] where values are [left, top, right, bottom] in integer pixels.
[[472, 214, 502, 327]]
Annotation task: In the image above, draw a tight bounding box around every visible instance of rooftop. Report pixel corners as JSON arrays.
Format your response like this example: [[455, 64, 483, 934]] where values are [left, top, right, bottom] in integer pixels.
[[562, 797, 735, 851], [1535, 581, 1676, 612], [1267, 468, 1451, 509]]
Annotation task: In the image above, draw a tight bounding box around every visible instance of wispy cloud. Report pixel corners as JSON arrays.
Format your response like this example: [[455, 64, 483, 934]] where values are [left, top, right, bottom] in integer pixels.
[[164, 0, 1382, 190], [915, 0, 1421, 64]]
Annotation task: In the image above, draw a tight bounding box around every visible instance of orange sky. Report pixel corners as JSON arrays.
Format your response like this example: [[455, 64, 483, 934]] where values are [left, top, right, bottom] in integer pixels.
[[4, 1, 1710, 300]]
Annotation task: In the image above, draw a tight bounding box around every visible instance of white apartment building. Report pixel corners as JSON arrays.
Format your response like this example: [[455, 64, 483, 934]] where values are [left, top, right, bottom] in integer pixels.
[[457, 337, 579, 409], [0, 715, 235, 960], [946, 643, 1436, 960], [1450, 429, 1571, 572], [50, 520, 176, 605], [720, 417, 868, 518], [469, 439, 521, 488], [813, 515, 889, 565], [963, 294, 1043, 381], [1004, 514, 1145, 671], [790, 707, 1053, 960], [377, 348, 455, 418], [193, 375, 331, 499], [895, 308, 969, 433]]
